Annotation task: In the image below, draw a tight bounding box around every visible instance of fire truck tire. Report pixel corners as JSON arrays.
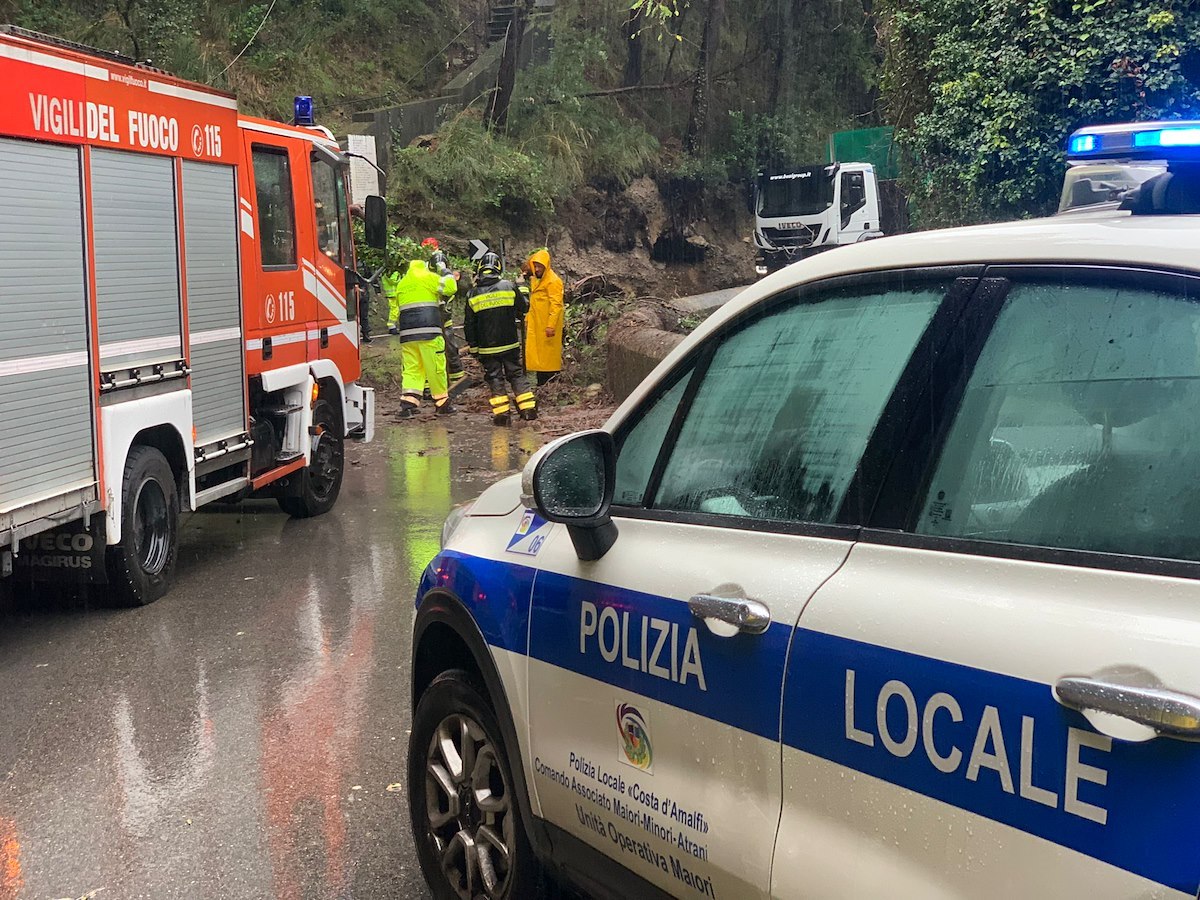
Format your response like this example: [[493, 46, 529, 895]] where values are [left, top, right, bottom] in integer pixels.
[[277, 397, 344, 518], [106, 445, 180, 607]]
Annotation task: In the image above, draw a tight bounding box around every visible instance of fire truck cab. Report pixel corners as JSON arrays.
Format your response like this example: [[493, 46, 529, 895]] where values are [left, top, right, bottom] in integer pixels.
[[0, 26, 381, 605]]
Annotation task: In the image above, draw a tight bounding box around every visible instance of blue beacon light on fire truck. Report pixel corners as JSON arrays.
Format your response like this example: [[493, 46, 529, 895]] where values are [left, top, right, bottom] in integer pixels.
[[293, 95, 315, 127]]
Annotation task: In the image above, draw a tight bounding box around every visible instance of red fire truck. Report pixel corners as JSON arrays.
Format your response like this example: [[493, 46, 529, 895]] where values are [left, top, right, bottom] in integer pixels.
[[0, 26, 384, 605]]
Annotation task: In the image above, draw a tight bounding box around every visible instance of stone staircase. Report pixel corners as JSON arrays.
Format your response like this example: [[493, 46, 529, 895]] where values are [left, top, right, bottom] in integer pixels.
[[487, 0, 555, 45]]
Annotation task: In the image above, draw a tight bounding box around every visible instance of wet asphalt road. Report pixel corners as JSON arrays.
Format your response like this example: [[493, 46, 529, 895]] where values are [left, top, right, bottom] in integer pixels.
[[0, 420, 543, 900]]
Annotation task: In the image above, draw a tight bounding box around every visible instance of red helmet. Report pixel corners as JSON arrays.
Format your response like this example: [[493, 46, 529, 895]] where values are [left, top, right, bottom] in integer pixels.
[[421, 237, 440, 250]]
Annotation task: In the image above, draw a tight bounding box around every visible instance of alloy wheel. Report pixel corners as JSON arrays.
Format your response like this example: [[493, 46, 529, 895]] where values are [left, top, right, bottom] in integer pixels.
[[424, 713, 515, 899]]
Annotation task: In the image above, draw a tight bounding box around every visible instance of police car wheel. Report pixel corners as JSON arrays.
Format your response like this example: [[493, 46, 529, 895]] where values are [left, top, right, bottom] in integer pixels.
[[277, 398, 344, 518], [409, 670, 543, 900], [106, 445, 179, 607]]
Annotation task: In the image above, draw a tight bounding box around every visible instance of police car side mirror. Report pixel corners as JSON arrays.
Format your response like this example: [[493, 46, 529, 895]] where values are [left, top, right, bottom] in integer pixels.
[[364, 195, 387, 250], [522, 430, 619, 562]]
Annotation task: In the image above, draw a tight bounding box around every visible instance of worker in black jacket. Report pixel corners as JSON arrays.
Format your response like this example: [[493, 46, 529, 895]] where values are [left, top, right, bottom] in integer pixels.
[[464, 252, 537, 425]]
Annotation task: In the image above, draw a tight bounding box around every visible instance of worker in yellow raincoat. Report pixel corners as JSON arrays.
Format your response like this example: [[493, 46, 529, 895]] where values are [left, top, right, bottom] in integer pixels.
[[383, 258, 457, 417], [524, 248, 564, 385]]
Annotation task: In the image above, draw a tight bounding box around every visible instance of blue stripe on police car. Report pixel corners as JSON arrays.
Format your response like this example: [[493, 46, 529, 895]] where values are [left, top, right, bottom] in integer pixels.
[[786, 629, 1200, 892]]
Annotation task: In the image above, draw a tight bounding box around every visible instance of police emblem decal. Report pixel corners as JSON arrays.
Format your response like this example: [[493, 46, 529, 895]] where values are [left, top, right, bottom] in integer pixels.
[[616, 702, 653, 773], [507, 509, 549, 556]]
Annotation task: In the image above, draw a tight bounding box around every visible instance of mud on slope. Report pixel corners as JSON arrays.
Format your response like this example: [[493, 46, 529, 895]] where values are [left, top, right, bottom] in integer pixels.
[[544, 175, 755, 299]]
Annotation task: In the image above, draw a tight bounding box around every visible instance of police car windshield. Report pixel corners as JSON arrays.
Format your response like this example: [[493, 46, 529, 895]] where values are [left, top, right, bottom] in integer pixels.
[[1057, 163, 1164, 213], [758, 167, 835, 218]]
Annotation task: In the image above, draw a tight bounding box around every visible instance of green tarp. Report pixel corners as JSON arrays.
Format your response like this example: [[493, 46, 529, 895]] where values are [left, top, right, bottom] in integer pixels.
[[828, 126, 898, 180]]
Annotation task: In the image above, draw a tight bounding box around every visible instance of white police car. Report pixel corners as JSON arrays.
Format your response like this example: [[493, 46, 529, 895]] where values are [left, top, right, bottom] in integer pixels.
[[408, 121, 1200, 900]]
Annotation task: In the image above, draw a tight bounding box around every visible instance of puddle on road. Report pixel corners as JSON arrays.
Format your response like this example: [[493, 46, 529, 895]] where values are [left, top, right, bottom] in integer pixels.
[[0, 419, 551, 900]]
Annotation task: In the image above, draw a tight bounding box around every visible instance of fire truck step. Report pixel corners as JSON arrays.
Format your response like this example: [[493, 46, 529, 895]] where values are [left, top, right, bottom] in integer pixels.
[[275, 451, 304, 464], [259, 404, 304, 417], [193, 477, 249, 507]]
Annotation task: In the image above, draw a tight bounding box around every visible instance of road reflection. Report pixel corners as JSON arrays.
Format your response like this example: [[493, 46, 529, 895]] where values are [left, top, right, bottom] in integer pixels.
[[0, 422, 513, 898], [0, 818, 20, 900]]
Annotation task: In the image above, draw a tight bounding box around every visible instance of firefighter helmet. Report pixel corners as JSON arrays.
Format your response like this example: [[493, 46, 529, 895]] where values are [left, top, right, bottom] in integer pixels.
[[478, 251, 502, 278]]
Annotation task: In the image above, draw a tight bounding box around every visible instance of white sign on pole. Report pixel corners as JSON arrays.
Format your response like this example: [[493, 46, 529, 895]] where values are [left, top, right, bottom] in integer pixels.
[[344, 133, 381, 206]]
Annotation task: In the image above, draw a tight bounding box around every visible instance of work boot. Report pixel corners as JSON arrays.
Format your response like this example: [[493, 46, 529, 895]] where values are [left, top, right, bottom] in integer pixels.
[[493, 412, 512, 426], [436, 403, 457, 416], [519, 408, 538, 422], [397, 406, 418, 419]]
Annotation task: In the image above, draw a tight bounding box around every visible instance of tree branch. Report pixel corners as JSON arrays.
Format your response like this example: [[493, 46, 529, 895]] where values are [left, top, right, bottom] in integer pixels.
[[580, 77, 693, 98]]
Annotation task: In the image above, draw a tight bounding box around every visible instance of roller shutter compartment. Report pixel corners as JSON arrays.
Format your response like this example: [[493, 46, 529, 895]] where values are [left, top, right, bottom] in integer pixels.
[[0, 138, 95, 515], [90, 149, 183, 371], [182, 161, 245, 445]]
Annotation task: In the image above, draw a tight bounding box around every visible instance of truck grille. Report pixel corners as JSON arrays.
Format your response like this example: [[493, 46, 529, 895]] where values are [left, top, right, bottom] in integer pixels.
[[761, 224, 821, 248]]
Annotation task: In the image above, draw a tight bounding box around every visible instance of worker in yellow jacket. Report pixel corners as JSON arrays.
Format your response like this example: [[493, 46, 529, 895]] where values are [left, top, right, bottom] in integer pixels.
[[383, 259, 457, 417], [524, 248, 564, 385]]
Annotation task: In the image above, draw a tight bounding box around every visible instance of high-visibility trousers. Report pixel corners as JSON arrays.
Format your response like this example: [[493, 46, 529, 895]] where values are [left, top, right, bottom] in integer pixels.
[[481, 348, 535, 422], [401, 336, 448, 408]]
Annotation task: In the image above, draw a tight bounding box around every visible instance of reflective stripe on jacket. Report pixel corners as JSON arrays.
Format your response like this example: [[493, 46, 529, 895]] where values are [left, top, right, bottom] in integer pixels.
[[385, 260, 447, 342], [464, 277, 526, 355]]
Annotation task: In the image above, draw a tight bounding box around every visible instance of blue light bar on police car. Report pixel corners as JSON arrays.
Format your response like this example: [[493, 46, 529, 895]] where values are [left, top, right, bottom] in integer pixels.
[[293, 95, 315, 127], [1134, 127, 1200, 148], [1067, 120, 1200, 162], [1068, 134, 1096, 155]]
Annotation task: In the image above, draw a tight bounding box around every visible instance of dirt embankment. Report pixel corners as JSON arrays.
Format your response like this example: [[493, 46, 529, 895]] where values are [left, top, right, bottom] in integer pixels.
[[536, 175, 755, 299]]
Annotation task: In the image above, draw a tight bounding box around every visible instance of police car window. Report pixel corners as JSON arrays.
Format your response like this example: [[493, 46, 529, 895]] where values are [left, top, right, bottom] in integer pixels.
[[613, 371, 693, 506], [916, 278, 1200, 562], [251, 146, 296, 269], [651, 284, 944, 524]]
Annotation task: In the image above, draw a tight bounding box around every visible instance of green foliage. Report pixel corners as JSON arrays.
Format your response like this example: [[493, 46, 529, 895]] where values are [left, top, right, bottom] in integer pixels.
[[390, 113, 555, 230], [510, 33, 660, 188], [4, 0, 454, 120], [388, 34, 661, 234], [878, 0, 1200, 226], [359, 342, 407, 388], [629, 0, 681, 28], [561, 295, 631, 389], [723, 109, 833, 179]]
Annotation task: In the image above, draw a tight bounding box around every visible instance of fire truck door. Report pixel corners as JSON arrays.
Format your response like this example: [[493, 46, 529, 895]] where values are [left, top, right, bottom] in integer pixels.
[[244, 140, 312, 366], [305, 153, 354, 364]]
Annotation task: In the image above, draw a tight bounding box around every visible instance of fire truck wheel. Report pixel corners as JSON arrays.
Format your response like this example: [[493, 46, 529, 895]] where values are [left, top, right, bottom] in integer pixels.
[[106, 445, 179, 607], [277, 397, 344, 518]]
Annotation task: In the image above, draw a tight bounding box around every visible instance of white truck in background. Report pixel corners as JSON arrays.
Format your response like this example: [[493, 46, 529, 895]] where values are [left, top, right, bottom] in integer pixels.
[[753, 162, 884, 276]]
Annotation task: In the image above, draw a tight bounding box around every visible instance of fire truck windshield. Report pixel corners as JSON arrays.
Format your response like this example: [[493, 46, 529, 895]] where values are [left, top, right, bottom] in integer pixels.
[[758, 167, 836, 218]]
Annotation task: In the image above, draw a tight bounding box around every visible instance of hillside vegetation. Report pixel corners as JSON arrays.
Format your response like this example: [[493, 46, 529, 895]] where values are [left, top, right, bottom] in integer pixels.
[[7, 0, 1200, 231]]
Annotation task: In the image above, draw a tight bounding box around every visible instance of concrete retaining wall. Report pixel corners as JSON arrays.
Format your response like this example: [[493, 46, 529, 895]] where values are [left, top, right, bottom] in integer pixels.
[[605, 307, 685, 402]]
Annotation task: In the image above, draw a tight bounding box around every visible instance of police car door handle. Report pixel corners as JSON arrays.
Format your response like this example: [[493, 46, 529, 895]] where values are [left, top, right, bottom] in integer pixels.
[[1055, 676, 1200, 739], [687, 593, 771, 636]]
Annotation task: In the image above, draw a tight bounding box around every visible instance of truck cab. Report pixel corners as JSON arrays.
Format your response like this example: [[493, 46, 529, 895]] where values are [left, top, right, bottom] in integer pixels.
[[753, 162, 883, 276]]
